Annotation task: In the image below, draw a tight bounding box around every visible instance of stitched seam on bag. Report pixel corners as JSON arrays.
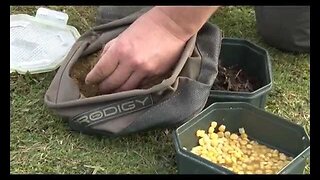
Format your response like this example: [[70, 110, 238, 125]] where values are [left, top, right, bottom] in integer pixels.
[[196, 25, 222, 83]]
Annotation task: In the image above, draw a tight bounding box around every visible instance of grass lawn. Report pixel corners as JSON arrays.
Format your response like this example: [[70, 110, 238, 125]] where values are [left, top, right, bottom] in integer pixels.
[[10, 6, 310, 174]]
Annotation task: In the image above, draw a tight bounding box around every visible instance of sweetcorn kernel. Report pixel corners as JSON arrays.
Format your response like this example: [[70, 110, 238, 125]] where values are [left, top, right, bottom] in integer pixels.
[[239, 127, 246, 134], [211, 139, 219, 147], [246, 165, 254, 171], [279, 153, 287, 161], [191, 146, 202, 155], [230, 133, 239, 140], [210, 133, 219, 140], [217, 131, 224, 138], [211, 121, 218, 128], [199, 138, 205, 146], [240, 140, 248, 145], [241, 133, 248, 139], [253, 164, 259, 169], [225, 156, 232, 165], [203, 135, 210, 144], [265, 169, 273, 174], [208, 126, 215, 134], [255, 169, 263, 174], [224, 131, 231, 138], [218, 125, 226, 132], [191, 146, 202, 151], [218, 158, 226, 164], [221, 146, 229, 153], [196, 130, 206, 137], [201, 154, 211, 161]]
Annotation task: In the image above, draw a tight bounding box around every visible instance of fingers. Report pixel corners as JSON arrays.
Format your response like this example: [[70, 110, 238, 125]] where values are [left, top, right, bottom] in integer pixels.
[[98, 62, 134, 94], [85, 42, 118, 85], [85, 37, 147, 94], [114, 72, 146, 93], [101, 38, 116, 55]]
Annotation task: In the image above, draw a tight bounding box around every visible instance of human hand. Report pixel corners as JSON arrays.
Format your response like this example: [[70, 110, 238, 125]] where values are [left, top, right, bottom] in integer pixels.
[[85, 9, 187, 94]]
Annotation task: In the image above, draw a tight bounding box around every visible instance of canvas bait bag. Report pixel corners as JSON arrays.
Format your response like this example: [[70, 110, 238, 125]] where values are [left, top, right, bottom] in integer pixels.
[[44, 8, 222, 136]]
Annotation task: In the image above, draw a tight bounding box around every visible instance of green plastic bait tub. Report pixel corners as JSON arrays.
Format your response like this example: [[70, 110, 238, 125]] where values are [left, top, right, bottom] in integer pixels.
[[206, 38, 272, 109], [173, 102, 310, 174]]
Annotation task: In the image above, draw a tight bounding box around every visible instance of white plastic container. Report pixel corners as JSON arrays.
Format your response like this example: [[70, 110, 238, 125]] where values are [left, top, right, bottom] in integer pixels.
[[10, 7, 81, 74]]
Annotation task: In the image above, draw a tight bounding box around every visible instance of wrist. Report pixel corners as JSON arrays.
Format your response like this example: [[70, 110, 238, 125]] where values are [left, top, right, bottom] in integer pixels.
[[145, 7, 195, 42], [145, 6, 219, 42]]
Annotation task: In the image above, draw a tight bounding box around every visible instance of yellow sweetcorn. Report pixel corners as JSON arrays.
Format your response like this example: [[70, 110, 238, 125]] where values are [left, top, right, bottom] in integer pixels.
[[190, 121, 293, 174], [203, 135, 211, 144], [211, 139, 219, 147], [191, 146, 202, 155], [279, 153, 287, 161], [217, 131, 224, 138], [210, 132, 219, 140], [211, 121, 218, 128], [224, 131, 231, 138], [208, 126, 215, 134], [240, 140, 248, 146], [196, 130, 206, 137], [218, 125, 226, 132], [199, 138, 205, 146], [230, 133, 239, 140], [239, 127, 246, 134]]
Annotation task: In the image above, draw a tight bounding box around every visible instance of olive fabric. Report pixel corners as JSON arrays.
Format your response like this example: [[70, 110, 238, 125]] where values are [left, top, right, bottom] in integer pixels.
[[95, 6, 149, 24], [44, 8, 222, 136], [255, 6, 310, 53]]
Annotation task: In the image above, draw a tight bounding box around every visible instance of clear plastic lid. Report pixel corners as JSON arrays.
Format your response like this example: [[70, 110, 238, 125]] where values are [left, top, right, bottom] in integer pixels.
[[10, 7, 81, 74]]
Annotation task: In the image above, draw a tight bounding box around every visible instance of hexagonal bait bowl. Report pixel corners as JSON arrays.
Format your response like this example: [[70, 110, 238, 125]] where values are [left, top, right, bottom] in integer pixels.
[[206, 38, 272, 109], [173, 102, 310, 174]]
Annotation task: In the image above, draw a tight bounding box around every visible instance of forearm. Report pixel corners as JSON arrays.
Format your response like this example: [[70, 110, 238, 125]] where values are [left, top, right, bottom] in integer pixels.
[[146, 6, 219, 42]]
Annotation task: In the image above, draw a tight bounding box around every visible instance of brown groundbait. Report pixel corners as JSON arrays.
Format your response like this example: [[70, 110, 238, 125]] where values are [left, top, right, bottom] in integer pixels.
[[69, 50, 174, 98]]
